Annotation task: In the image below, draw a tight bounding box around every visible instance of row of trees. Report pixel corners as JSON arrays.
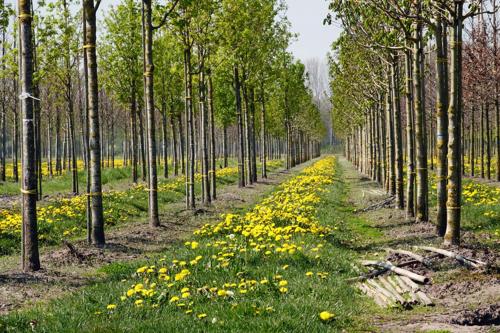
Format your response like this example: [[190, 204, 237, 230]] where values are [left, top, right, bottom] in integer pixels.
[[0, 0, 325, 271], [328, 0, 499, 246]]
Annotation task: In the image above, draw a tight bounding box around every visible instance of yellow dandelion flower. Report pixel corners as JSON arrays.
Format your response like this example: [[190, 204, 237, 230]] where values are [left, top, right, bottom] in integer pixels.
[[319, 311, 335, 321]]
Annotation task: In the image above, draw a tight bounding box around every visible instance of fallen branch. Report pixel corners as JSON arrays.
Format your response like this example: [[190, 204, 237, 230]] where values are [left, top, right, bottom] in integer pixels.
[[377, 277, 407, 305], [63, 240, 86, 262], [366, 279, 401, 304], [385, 248, 430, 266], [415, 246, 486, 268], [358, 283, 391, 307], [415, 291, 434, 306], [361, 260, 430, 284], [400, 276, 420, 291], [359, 196, 395, 213]]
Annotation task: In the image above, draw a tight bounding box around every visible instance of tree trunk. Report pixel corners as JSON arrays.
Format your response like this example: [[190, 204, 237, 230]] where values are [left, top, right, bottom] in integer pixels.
[[198, 57, 210, 205], [444, 1, 463, 246], [260, 86, 267, 179], [84, 0, 105, 246], [391, 55, 404, 209], [485, 104, 491, 180], [170, 111, 178, 176], [249, 87, 257, 183], [142, 0, 160, 226], [177, 114, 185, 174], [234, 65, 245, 187], [413, 10, 429, 222], [138, 103, 147, 181], [207, 72, 216, 199], [183, 42, 195, 209], [435, 18, 449, 236], [18, 0, 40, 271], [162, 100, 168, 178], [223, 124, 228, 168], [405, 48, 415, 219]]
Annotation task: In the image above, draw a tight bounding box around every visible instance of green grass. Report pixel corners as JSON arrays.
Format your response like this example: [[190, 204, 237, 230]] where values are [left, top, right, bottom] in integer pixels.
[[0, 158, 374, 332]]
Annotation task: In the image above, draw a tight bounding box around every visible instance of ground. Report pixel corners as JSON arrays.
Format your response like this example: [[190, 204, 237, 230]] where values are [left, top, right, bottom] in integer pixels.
[[0, 156, 498, 332], [338, 156, 500, 333]]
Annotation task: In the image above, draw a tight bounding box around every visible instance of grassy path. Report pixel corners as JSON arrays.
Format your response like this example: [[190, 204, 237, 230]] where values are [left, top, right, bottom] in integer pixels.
[[0, 159, 323, 313]]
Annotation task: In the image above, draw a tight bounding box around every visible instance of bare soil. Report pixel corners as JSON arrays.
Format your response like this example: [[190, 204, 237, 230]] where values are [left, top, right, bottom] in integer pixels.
[[339, 156, 500, 333], [0, 164, 308, 315]]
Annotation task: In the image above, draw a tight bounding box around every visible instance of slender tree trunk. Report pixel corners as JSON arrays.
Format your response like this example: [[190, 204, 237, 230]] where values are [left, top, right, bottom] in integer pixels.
[[481, 104, 485, 178], [0, 30, 5, 182], [170, 112, 178, 176], [234, 65, 245, 187], [84, 0, 105, 246], [385, 73, 395, 194], [223, 124, 228, 168], [242, 80, 252, 184], [142, 0, 160, 226], [391, 55, 404, 209], [198, 57, 210, 205], [435, 18, 449, 236], [249, 87, 257, 183], [177, 114, 185, 174], [260, 86, 267, 179], [162, 101, 168, 179], [405, 48, 415, 219], [471, 106, 475, 177], [413, 10, 429, 222], [130, 88, 138, 182], [207, 72, 216, 199], [444, 1, 463, 246], [18, 0, 40, 271], [183, 42, 195, 209], [485, 104, 491, 180], [138, 103, 147, 181]]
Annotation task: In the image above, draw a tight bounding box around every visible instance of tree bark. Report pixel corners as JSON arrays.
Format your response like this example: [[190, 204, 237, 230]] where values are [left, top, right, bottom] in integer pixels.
[[391, 55, 404, 209], [444, 1, 463, 246], [234, 65, 245, 187], [142, 0, 160, 226], [183, 41, 195, 209], [413, 8, 429, 222], [18, 0, 40, 271], [435, 17, 449, 236], [84, 0, 105, 246], [404, 48, 415, 219]]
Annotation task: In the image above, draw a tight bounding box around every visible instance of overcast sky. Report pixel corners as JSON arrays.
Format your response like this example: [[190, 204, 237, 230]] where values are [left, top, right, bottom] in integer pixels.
[[286, 0, 341, 63]]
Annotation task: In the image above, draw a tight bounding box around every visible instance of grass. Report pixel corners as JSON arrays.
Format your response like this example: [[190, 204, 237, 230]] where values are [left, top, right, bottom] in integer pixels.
[[0, 158, 375, 332]]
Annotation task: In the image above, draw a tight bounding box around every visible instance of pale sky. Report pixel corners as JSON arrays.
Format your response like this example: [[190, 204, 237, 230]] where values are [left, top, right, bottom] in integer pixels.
[[286, 0, 341, 63]]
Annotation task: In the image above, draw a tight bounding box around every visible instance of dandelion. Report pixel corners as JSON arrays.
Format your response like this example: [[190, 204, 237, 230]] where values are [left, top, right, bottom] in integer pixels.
[[305, 271, 314, 277], [197, 313, 207, 319], [135, 299, 144, 307], [106, 304, 116, 310], [136, 266, 147, 273], [319, 311, 335, 321]]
